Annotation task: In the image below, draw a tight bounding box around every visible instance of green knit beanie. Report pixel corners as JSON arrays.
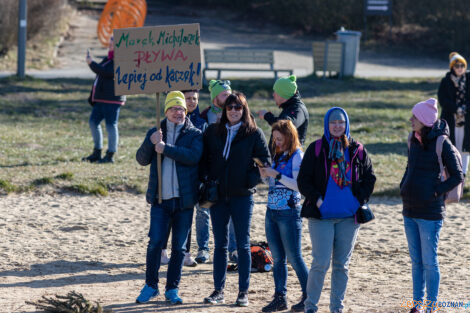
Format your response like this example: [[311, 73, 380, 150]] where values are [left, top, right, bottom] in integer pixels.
[[209, 80, 231, 101], [273, 75, 297, 99]]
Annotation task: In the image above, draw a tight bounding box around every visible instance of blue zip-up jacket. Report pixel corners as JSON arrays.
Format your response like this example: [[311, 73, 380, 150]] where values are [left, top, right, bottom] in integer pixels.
[[136, 117, 203, 209]]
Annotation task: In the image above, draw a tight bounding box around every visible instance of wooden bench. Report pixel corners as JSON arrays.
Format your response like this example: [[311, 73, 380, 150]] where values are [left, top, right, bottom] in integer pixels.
[[203, 49, 293, 82], [312, 41, 344, 78]]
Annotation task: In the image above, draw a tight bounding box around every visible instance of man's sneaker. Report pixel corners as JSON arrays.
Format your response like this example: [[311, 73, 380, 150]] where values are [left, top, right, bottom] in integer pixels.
[[262, 293, 287, 312], [203, 290, 225, 304], [195, 250, 210, 263], [410, 308, 423, 313], [136, 284, 159, 303], [291, 292, 307, 312], [183, 252, 198, 267], [229, 250, 238, 263], [165, 288, 183, 305], [235, 291, 249, 307], [161, 249, 170, 265]]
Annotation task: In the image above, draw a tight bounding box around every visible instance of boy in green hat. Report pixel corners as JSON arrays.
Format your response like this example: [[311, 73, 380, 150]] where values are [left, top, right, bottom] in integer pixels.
[[258, 75, 309, 147], [201, 79, 232, 124]]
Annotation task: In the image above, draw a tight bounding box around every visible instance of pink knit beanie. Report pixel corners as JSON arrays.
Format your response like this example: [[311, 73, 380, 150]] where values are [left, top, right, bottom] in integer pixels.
[[412, 98, 438, 127]]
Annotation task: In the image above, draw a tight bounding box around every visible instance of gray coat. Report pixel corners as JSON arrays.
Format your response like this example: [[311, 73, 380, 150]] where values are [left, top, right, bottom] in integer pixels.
[[136, 118, 203, 208]]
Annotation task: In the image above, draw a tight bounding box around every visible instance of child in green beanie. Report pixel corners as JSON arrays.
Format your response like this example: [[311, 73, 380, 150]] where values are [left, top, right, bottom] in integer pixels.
[[201, 80, 232, 124]]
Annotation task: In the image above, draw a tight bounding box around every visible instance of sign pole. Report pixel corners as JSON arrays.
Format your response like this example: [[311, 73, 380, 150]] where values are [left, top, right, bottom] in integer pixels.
[[17, 0, 27, 79], [156, 92, 162, 204]]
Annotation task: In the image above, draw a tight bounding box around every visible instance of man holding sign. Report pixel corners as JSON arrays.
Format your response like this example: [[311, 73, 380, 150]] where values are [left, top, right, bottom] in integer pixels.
[[135, 91, 203, 304], [113, 23, 203, 306]]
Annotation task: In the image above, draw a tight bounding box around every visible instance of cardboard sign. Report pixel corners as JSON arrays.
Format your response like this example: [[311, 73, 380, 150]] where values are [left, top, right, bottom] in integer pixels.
[[113, 23, 202, 95]]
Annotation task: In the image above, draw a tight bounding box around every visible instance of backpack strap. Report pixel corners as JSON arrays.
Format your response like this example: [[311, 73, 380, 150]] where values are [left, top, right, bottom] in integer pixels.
[[315, 139, 322, 157], [436, 135, 446, 180], [357, 142, 364, 161]]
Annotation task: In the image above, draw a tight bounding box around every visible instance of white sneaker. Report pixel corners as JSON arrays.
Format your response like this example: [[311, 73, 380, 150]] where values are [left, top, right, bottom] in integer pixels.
[[195, 250, 210, 263], [160, 249, 170, 265], [183, 252, 198, 267]]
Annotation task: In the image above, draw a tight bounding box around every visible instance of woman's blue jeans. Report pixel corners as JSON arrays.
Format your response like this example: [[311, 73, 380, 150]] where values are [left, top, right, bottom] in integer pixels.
[[89, 102, 120, 152], [265, 206, 308, 295], [404, 216, 443, 309], [210, 195, 254, 292]]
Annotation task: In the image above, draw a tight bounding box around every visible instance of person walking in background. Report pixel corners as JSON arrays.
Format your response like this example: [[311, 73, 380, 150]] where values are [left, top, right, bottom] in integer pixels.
[[400, 99, 464, 313], [297, 107, 376, 313], [201, 92, 270, 307], [135, 91, 203, 305], [160, 89, 207, 267], [82, 36, 125, 164], [257, 75, 309, 149], [438, 52, 470, 176], [259, 120, 308, 313]]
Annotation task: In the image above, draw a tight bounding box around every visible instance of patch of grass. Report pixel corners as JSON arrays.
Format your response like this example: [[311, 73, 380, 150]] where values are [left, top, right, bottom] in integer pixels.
[[31, 177, 54, 186], [0, 179, 18, 193], [66, 183, 109, 196], [55, 172, 74, 180]]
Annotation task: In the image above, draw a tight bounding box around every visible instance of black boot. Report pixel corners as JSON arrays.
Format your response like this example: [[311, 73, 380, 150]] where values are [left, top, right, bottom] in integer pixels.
[[82, 148, 101, 163], [262, 293, 287, 312], [291, 292, 307, 312], [99, 151, 115, 163]]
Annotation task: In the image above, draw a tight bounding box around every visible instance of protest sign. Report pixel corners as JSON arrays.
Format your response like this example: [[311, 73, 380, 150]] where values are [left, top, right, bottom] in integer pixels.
[[113, 23, 201, 96]]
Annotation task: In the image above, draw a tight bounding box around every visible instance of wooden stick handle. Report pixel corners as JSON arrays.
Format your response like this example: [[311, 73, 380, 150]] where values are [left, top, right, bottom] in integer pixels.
[[156, 93, 162, 204]]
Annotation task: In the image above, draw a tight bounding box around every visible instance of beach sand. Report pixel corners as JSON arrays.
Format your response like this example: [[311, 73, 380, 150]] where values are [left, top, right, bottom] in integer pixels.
[[1, 192, 468, 313]]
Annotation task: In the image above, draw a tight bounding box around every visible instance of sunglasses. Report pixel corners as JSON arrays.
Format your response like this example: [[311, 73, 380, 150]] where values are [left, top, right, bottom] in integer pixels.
[[454, 63, 466, 69], [226, 104, 243, 111]]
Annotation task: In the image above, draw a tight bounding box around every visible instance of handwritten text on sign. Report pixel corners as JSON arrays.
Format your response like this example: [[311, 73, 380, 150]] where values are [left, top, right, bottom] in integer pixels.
[[113, 24, 201, 95]]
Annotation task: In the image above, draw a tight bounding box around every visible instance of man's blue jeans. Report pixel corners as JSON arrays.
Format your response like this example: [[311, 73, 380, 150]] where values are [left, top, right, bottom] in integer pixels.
[[145, 198, 193, 291], [265, 206, 308, 296], [89, 102, 120, 152], [210, 195, 254, 292], [305, 217, 360, 313], [404, 216, 443, 309]]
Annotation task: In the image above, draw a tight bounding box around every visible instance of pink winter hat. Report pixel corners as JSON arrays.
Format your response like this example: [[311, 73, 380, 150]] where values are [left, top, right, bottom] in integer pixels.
[[412, 98, 438, 127]]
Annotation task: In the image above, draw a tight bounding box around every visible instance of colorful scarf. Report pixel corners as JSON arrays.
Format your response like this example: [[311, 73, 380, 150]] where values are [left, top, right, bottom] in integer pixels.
[[451, 73, 466, 127], [108, 50, 114, 60], [328, 138, 351, 188], [210, 104, 223, 115]]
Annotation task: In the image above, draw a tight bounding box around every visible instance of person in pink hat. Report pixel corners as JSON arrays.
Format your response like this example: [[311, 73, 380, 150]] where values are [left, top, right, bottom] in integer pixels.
[[400, 98, 464, 313]]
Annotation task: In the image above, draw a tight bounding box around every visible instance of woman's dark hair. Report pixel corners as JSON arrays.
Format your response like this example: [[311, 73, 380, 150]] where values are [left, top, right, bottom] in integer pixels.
[[217, 91, 257, 137], [412, 126, 433, 149]]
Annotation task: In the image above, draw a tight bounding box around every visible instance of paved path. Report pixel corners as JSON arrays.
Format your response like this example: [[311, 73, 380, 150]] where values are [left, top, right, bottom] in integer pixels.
[[1, 5, 449, 79]]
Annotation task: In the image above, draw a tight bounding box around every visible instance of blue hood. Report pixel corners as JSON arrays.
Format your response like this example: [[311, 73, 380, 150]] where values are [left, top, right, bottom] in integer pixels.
[[324, 107, 350, 142]]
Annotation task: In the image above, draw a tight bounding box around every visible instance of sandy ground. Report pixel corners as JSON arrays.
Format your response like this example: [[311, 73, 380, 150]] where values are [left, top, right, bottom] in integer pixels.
[[1, 192, 469, 313], [0, 4, 448, 79]]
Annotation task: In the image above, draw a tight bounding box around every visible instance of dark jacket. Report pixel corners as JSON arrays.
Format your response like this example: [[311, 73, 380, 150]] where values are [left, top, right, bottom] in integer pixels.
[[187, 106, 208, 132], [200, 123, 271, 199], [400, 119, 464, 220], [88, 57, 126, 105], [437, 71, 470, 151], [264, 92, 309, 146], [136, 118, 203, 209], [297, 136, 376, 219]]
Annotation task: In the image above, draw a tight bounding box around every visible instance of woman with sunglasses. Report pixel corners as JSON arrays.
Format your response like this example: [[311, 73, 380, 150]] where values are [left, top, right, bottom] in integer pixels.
[[200, 91, 270, 307], [438, 52, 470, 176]]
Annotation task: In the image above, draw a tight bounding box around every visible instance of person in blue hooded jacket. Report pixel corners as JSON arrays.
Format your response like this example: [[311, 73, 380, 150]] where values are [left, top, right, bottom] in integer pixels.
[[297, 107, 376, 313]]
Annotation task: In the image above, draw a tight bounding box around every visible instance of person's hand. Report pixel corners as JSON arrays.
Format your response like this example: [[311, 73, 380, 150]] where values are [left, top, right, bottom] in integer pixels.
[[262, 167, 279, 178], [258, 167, 267, 178], [155, 142, 165, 154], [257, 109, 267, 119], [86, 54, 92, 65], [316, 198, 323, 208], [150, 130, 161, 144]]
